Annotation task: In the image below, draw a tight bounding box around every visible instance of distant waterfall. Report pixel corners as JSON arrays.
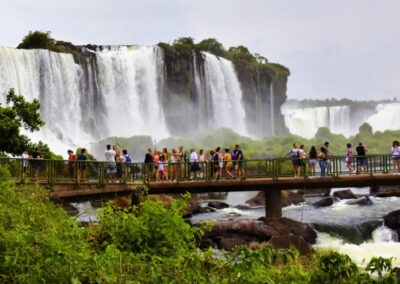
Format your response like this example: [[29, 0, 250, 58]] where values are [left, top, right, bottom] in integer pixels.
[[270, 83, 275, 136], [0, 46, 169, 154], [367, 103, 400, 132], [201, 52, 247, 134]]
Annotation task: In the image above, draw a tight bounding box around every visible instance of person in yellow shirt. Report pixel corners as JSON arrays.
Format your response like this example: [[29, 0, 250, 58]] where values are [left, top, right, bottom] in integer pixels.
[[224, 148, 233, 178]]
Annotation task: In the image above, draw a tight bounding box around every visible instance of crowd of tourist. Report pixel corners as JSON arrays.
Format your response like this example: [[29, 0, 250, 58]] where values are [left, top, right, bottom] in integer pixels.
[[18, 140, 400, 182]]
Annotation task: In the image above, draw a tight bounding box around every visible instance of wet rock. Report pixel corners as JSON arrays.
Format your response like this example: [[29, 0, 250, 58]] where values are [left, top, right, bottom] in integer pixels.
[[298, 188, 331, 196], [312, 197, 333, 207], [346, 196, 373, 206], [372, 185, 400, 194], [200, 217, 317, 253], [55, 202, 79, 216], [224, 212, 242, 218], [184, 198, 214, 217], [376, 191, 400, 198], [208, 201, 229, 209], [235, 204, 252, 210], [245, 191, 303, 207], [333, 189, 356, 199], [384, 210, 400, 237], [269, 235, 312, 254]]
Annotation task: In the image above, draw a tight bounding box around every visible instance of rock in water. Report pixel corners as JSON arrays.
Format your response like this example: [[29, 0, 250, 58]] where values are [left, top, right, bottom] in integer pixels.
[[297, 188, 331, 196], [346, 196, 373, 206], [207, 201, 229, 209], [333, 189, 356, 199], [384, 210, 400, 237], [312, 197, 334, 207], [245, 191, 303, 207]]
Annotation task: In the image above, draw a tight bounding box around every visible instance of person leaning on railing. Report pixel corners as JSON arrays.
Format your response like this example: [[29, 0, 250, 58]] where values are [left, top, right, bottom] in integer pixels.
[[67, 150, 77, 179], [356, 142, 368, 173]]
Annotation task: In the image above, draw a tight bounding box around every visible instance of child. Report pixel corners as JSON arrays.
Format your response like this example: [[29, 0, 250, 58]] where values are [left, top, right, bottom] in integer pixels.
[[157, 155, 168, 182]]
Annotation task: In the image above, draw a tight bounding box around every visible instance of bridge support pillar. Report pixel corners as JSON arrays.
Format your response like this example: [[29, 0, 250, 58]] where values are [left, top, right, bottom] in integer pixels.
[[265, 189, 282, 218]]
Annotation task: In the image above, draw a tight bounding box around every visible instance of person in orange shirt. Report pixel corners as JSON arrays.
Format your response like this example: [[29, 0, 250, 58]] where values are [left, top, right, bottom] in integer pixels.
[[67, 150, 77, 179], [223, 148, 233, 178], [154, 150, 161, 181]]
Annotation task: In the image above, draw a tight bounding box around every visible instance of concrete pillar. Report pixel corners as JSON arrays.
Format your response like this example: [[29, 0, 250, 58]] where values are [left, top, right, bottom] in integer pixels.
[[265, 189, 282, 218]]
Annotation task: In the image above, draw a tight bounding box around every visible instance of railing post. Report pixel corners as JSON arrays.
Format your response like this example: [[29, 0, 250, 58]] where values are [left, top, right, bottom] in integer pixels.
[[265, 188, 282, 218]]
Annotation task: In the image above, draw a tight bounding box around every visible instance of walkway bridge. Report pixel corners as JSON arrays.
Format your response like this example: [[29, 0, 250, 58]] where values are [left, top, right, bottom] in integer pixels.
[[1, 155, 399, 217]]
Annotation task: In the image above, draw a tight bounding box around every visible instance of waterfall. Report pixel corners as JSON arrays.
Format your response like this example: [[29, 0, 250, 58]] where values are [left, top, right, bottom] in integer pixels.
[[0, 46, 169, 155], [366, 103, 400, 132], [201, 52, 247, 134], [270, 83, 275, 136]]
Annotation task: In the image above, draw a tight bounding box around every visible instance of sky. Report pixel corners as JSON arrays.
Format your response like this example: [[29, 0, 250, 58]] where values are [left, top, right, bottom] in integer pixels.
[[1, 0, 400, 101]]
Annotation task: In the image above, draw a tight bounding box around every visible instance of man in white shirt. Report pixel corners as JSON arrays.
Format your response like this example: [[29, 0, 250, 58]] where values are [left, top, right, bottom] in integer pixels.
[[189, 148, 199, 180], [105, 144, 117, 180], [21, 149, 30, 176]]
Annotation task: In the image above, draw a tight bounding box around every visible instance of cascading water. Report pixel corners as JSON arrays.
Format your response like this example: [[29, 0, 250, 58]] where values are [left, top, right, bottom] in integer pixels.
[[270, 83, 275, 136], [202, 52, 247, 135], [0, 45, 169, 155], [367, 103, 400, 132]]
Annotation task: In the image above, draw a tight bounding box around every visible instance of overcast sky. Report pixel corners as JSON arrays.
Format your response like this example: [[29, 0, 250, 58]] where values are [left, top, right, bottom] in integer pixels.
[[1, 0, 400, 100]]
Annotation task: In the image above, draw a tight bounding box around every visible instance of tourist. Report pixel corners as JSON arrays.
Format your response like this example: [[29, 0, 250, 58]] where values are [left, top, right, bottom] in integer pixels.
[[392, 140, 400, 174], [115, 152, 123, 181], [162, 148, 169, 181], [308, 146, 317, 177], [67, 149, 77, 179], [189, 148, 200, 180], [154, 150, 161, 181], [232, 149, 238, 178], [177, 146, 187, 179], [21, 149, 30, 176], [121, 149, 132, 181], [198, 149, 206, 179], [356, 142, 368, 173], [157, 155, 167, 182], [209, 150, 216, 178], [235, 144, 246, 179], [346, 143, 354, 174], [77, 148, 87, 182], [105, 145, 117, 181], [224, 148, 233, 178], [322, 141, 332, 175], [32, 147, 42, 181], [144, 148, 153, 180], [286, 143, 300, 177], [170, 149, 178, 181], [318, 147, 327, 178], [299, 144, 306, 175]]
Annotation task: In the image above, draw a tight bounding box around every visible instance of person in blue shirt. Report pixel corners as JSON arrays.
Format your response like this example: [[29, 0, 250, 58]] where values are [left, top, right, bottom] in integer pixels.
[[234, 144, 246, 180], [77, 148, 88, 181]]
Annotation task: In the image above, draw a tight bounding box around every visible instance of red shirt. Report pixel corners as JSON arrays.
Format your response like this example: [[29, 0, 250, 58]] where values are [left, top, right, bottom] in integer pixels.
[[69, 154, 77, 161]]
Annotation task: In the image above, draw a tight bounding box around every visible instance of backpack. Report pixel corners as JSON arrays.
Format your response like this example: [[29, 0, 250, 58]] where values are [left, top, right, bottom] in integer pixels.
[[213, 153, 219, 162], [125, 155, 132, 163], [290, 149, 299, 159]]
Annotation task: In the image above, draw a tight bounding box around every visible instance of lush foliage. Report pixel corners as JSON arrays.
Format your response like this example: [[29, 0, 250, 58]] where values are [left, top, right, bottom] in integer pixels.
[[0, 179, 397, 283]]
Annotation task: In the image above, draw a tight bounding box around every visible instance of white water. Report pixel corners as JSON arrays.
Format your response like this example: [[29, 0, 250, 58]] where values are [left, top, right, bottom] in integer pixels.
[[270, 83, 275, 136], [281, 104, 352, 138], [367, 103, 400, 132], [202, 52, 248, 135], [0, 46, 168, 155]]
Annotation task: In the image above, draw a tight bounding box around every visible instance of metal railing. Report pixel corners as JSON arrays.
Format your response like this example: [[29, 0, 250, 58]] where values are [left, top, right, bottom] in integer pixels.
[[0, 154, 395, 186]]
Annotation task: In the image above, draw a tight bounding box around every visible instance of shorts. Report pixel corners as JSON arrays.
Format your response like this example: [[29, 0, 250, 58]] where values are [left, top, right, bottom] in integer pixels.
[[191, 162, 200, 172], [309, 159, 316, 164], [292, 159, 301, 166], [107, 166, 117, 174], [346, 158, 353, 166], [219, 162, 223, 168], [393, 156, 400, 160], [146, 164, 154, 171], [225, 163, 232, 171], [238, 161, 243, 169], [357, 157, 368, 166]]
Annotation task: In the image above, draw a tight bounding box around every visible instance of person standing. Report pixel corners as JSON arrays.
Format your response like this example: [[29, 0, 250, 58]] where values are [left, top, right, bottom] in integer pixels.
[[299, 144, 306, 176], [105, 145, 117, 181], [198, 149, 206, 179], [209, 150, 216, 178], [144, 148, 154, 180], [170, 149, 178, 181], [318, 147, 327, 178], [189, 148, 200, 180], [67, 150, 77, 179], [346, 143, 354, 174], [121, 149, 132, 181], [235, 145, 246, 180], [162, 148, 169, 181], [356, 142, 368, 173], [322, 142, 332, 175], [21, 149, 30, 177], [392, 141, 400, 174], [177, 146, 187, 179], [32, 147, 42, 181], [215, 147, 223, 181], [286, 143, 300, 177], [308, 146, 317, 177], [77, 148, 87, 182], [154, 150, 161, 181], [157, 155, 167, 182], [223, 148, 233, 178]]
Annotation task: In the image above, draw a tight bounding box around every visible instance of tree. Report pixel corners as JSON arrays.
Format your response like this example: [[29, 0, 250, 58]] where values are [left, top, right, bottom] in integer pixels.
[[0, 89, 44, 155], [195, 38, 225, 57], [17, 31, 55, 49]]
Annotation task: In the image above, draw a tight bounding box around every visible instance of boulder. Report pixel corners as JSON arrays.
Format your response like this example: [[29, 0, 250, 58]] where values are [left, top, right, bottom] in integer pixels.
[[184, 198, 214, 217], [56, 202, 79, 216], [346, 196, 373, 206], [297, 188, 331, 196], [235, 204, 252, 210], [376, 191, 400, 198], [200, 217, 317, 253], [208, 201, 229, 209], [245, 191, 303, 207], [333, 189, 356, 199], [384, 210, 400, 237], [372, 185, 400, 193], [312, 197, 333, 207]]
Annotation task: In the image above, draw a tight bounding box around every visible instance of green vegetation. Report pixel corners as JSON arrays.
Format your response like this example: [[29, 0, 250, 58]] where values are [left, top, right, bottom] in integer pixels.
[[0, 89, 60, 159], [285, 98, 396, 108], [0, 178, 397, 283]]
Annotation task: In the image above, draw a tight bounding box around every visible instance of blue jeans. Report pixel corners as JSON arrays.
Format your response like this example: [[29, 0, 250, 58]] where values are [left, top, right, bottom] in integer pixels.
[[319, 160, 326, 178]]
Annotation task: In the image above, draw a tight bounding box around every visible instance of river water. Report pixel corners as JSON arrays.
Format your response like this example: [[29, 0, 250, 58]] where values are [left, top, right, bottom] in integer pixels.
[[72, 187, 400, 267]]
